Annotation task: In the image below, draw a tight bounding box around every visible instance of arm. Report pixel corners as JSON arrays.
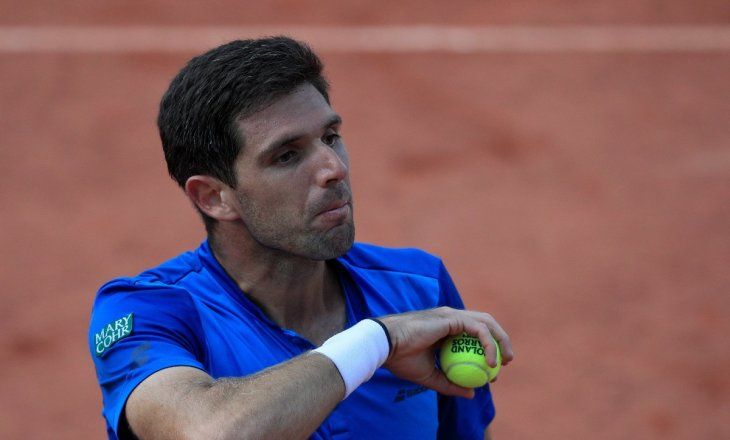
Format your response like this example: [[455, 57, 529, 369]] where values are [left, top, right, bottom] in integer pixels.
[[126, 352, 342, 440], [125, 307, 514, 439]]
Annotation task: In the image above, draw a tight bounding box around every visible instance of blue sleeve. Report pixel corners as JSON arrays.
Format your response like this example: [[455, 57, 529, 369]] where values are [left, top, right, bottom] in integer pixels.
[[436, 262, 496, 439], [88, 280, 207, 437]]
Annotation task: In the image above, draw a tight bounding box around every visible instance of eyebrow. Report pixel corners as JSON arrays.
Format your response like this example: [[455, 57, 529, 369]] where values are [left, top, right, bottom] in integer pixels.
[[259, 114, 342, 159]]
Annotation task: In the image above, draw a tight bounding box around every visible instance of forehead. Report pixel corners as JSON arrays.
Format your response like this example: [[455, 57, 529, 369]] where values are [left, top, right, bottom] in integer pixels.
[[237, 83, 336, 153]]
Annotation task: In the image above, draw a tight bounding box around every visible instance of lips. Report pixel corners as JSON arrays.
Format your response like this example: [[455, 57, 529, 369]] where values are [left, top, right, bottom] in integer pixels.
[[319, 199, 349, 215], [314, 185, 352, 221], [316, 199, 351, 222]]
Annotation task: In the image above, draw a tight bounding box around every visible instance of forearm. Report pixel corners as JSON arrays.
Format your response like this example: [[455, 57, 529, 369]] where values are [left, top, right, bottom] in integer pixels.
[[127, 353, 343, 440], [204, 352, 343, 440]]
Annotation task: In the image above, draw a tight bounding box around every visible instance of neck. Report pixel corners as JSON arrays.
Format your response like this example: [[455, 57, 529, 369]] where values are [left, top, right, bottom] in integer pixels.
[[209, 225, 344, 339]]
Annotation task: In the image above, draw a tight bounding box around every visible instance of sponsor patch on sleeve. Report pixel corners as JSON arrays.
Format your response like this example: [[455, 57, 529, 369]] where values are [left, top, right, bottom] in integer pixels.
[[94, 313, 134, 357]]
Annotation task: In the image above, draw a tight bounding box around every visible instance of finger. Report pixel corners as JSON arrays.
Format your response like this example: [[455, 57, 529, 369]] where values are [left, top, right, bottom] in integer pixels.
[[485, 319, 514, 365], [480, 327, 499, 369], [423, 368, 475, 399], [465, 311, 514, 365], [456, 317, 498, 368]]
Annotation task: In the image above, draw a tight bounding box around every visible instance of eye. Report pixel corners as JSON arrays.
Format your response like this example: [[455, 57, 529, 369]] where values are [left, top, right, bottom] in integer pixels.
[[275, 150, 298, 164], [323, 132, 341, 146]]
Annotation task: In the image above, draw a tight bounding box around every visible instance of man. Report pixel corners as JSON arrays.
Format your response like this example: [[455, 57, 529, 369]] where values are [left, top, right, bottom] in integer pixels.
[[89, 36, 513, 439]]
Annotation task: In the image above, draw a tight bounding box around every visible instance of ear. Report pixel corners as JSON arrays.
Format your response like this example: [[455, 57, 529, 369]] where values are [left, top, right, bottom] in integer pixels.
[[184, 175, 240, 221]]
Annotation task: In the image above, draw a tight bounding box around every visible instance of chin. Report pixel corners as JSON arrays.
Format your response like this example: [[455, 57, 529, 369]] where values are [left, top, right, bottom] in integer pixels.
[[307, 223, 355, 260]]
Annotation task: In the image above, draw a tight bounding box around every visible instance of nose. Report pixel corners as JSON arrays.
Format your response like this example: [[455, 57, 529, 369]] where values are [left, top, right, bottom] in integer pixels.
[[314, 143, 348, 187]]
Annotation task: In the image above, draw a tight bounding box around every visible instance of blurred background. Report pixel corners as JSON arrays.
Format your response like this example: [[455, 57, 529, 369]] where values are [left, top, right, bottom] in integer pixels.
[[1, 1, 729, 438]]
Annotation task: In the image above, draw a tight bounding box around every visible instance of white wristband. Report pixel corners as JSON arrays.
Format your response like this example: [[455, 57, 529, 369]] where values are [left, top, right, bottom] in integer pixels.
[[313, 319, 390, 399]]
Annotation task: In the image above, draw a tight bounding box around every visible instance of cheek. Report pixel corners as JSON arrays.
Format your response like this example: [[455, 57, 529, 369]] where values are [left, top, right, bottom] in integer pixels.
[[252, 183, 309, 217]]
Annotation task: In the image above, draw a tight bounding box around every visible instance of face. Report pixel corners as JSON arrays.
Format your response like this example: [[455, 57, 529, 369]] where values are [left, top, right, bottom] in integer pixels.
[[231, 83, 354, 260]]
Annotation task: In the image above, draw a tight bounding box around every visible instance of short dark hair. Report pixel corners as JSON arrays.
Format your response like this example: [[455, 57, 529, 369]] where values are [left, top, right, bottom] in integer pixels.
[[157, 36, 329, 232]]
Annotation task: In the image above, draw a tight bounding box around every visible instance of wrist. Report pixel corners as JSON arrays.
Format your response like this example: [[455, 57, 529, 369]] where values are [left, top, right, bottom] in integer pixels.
[[313, 318, 390, 399], [366, 317, 393, 357]]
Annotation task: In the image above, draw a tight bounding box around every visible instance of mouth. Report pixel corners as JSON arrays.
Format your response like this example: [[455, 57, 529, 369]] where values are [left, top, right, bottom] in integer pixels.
[[316, 199, 351, 222]]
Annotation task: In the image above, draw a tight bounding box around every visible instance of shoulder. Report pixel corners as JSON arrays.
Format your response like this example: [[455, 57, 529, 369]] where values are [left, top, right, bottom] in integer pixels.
[[90, 278, 200, 341], [91, 245, 208, 332], [89, 256, 209, 360], [94, 243, 207, 304], [339, 242, 444, 279], [129, 245, 205, 287]]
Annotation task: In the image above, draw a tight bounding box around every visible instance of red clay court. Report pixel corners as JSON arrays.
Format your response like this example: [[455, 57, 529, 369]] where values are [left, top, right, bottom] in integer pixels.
[[1, 2, 728, 438]]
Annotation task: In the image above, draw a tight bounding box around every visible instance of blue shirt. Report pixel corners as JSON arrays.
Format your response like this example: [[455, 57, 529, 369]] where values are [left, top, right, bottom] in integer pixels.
[[89, 241, 495, 439]]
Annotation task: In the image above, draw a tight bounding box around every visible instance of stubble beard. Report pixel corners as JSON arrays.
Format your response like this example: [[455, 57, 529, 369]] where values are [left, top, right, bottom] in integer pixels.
[[306, 219, 355, 260], [237, 195, 356, 261]]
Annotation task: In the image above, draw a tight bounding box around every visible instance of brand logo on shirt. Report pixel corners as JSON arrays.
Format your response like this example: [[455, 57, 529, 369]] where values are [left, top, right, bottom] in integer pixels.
[[393, 385, 428, 402], [94, 313, 134, 357]]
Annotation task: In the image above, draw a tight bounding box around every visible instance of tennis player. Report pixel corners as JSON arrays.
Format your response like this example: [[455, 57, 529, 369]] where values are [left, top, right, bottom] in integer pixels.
[[89, 36, 513, 440]]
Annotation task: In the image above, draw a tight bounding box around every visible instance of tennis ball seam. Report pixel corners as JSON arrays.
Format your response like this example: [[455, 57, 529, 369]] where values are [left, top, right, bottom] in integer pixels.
[[443, 362, 490, 388], [444, 362, 488, 373], [444, 362, 492, 379]]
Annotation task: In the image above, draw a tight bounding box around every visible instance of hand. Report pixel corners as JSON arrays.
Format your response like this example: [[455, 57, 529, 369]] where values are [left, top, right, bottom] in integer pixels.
[[378, 307, 513, 399]]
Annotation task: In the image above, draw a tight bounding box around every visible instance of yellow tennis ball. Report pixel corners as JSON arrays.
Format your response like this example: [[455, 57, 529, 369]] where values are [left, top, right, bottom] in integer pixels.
[[440, 332, 501, 388]]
